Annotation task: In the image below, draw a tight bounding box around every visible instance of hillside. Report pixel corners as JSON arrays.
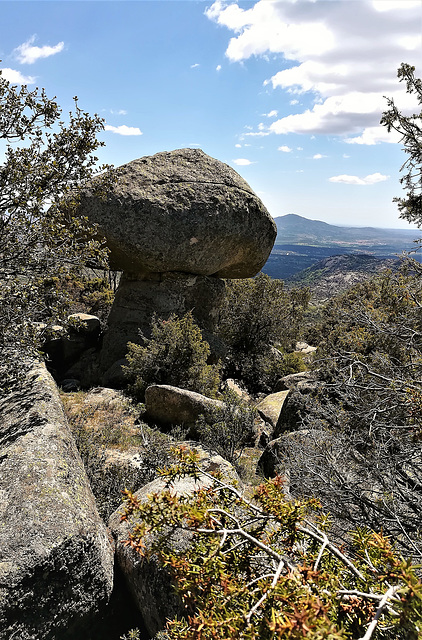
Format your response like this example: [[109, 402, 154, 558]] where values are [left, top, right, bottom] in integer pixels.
[[286, 253, 399, 300], [261, 215, 420, 280], [274, 214, 419, 248]]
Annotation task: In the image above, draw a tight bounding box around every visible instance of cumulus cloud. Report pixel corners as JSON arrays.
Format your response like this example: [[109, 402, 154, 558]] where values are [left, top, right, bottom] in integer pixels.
[[14, 36, 64, 64], [264, 109, 278, 118], [1, 67, 35, 84], [278, 145, 292, 152], [313, 153, 327, 159], [104, 125, 143, 136], [205, 0, 421, 143], [191, 63, 200, 69], [233, 158, 254, 165], [110, 109, 127, 115], [329, 172, 389, 185], [216, 64, 222, 71]]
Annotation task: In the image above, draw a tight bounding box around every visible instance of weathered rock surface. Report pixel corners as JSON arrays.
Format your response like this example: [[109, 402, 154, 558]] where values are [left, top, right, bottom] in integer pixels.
[[257, 429, 330, 484], [78, 148, 277, 278], [0, 363, 114, 640], [273, 380, 320, 438], [99, 271, 226, 374], [255, 390, 290, 429], [273, 371, 313, 392], [144, 384, 224, 429], [109, 446, 239, 637]]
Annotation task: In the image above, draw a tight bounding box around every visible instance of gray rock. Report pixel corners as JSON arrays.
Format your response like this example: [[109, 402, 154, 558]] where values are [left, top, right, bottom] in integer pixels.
[[144, 384, 224, 429], [0, 362, 114, 640], [273, 371, 314, 392], [77, 148, 276, 278], [257, 429, 329, 484], [109, 447, 239, 637], [255, 390, 290, 430], [99, 271, 225, 373], [273, 382, 320, 438], [68, 312, 101, 336]]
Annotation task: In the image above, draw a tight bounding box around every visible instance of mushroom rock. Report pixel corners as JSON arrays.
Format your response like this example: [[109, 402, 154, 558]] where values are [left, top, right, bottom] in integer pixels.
[[77, 148, 277, 379], [79, 148, 276, 278]]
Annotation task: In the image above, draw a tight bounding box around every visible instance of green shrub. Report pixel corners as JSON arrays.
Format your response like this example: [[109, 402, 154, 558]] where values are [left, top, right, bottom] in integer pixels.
[[195, 390, 257, 464], [217, 273, 309, 393], [122, 446, 422, 640], [124, 312, 221, 401]]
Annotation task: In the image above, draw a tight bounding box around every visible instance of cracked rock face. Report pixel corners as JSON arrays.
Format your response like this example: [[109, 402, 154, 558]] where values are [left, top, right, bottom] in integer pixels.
[[78, 148, 276, 278]]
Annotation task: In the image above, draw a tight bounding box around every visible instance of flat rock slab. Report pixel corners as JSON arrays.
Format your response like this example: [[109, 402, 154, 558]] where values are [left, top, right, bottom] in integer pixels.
[[0, 363, 114, 640], [78, 148, 276, 278]]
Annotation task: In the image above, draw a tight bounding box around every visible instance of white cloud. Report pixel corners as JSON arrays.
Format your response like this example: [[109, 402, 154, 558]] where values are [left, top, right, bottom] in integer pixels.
[[343, 154, 350, 158], [264, 109, 278, 118], [244, 130, 270, 137], [297, 146, 303, 151], [372, 1, 421, 12], [329, 172, 389, 185], [216, 64, 222, 71], [104, 125, 143, 136], [191, 63, 200, 69], [14, 36, 64, 64], [110, 109, 127, 116], [233, 158, 254, 165], [278, 145, 292, 152], [1, 67, 35, 84], [206, 0, 421, 143], [313, 153, 327, 159], [344, 125, 402, 145], [235, 143, 242, 148]]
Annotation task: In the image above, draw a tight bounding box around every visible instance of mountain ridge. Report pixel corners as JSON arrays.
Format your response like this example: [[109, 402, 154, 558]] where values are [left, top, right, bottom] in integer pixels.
[[274, 214, 419, 247]]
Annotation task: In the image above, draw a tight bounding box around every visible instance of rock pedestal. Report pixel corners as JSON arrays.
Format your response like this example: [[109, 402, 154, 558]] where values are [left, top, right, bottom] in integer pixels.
[[100, 271, 226, 374]]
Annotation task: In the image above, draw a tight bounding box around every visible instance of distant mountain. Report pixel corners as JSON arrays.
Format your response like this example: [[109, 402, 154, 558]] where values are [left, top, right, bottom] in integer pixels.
[[261, 215, 420, 281], [274, 214, 419, 248], [286, 254, 400, 300]]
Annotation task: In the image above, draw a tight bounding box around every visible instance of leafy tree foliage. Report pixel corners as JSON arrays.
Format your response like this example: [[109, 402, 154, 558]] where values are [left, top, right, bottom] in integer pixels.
[[217, 273, 310, 392], [122, 447, 422, 640], [124, 312, 221, 401], [0, 69, 112, 392], [380, 63, 422, 227]]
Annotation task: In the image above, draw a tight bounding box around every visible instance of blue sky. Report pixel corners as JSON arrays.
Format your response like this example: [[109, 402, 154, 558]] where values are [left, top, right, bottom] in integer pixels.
[[1, 0, 421, 229]]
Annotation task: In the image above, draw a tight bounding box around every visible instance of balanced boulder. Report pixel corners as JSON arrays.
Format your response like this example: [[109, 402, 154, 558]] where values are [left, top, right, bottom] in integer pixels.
[[78, 148, 276, 278], [76, 148, 277, 382]]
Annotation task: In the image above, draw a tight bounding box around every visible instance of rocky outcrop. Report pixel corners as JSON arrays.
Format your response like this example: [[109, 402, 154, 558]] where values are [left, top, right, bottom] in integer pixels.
[[0, 363, 114, 640], [273, 370, 313, 392], [78, 148, 276, 279], [144, 384, 224, 430], [42, 313, 102, 387], [76, 149, 276, 382], [109, 446, 239, 637]]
